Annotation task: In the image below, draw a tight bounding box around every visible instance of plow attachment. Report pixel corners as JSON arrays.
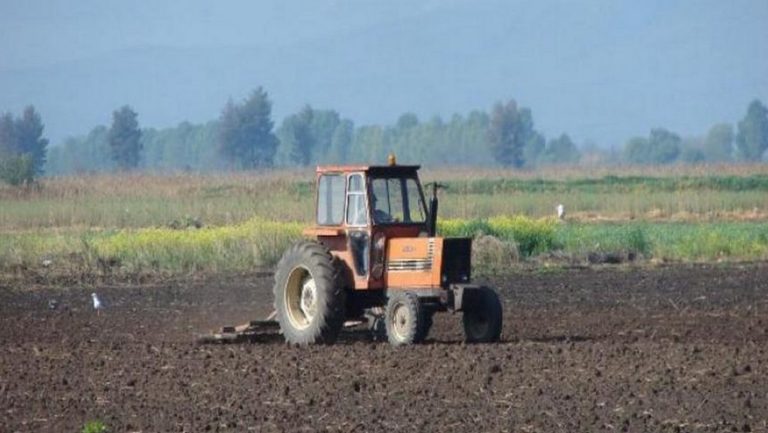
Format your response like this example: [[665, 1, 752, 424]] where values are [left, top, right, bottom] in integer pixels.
[[197, 318, 281, 344], [197, 311, 371, 344]]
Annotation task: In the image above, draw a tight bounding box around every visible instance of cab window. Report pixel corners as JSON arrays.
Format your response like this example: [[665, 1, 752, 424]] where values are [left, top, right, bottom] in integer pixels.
[[345, 173, 368, 226], [370, 176, 427, 224], [317, 174, 345, 225]]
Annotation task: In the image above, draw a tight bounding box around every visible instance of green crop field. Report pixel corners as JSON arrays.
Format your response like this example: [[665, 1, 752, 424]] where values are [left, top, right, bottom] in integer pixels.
[[1, 164, 767, 279]]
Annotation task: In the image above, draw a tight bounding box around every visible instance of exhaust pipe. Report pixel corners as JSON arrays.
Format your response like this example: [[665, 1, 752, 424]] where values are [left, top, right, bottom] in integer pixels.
[[427, 182, 444, 237]]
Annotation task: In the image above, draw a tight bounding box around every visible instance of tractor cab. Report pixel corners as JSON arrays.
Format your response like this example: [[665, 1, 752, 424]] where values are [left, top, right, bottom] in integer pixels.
[[304, 162, 439, 290]]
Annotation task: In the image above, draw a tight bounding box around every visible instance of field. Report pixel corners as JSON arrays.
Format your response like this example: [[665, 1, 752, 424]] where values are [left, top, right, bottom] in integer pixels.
[[1, 264, 767, 432], [1, 165, 767, 432], [1, 164, 768, 278]]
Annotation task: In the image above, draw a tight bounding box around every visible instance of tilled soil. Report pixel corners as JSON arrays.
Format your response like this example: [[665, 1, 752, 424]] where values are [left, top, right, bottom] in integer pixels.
[[1, 264, 767, 432]]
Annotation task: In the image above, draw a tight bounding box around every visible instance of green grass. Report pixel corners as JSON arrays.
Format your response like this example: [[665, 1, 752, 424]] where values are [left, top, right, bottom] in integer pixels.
[[556, 222, 768, 261], [2, 218, 766, 277], [442, 174, 768, 194]]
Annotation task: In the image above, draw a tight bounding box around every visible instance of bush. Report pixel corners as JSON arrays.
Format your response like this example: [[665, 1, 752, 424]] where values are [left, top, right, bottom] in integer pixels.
[[438, 215, 557, 257], [472, 234, 519, 275]]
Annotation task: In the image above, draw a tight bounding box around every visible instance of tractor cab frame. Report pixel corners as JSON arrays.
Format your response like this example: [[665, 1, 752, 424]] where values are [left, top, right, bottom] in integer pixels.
[[305, 165, 435, 291]]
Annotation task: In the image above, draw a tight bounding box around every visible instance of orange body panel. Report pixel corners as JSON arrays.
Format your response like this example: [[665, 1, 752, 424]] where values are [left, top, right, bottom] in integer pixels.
[[385, 237, 443, 289], [303, 227, 342, 237]]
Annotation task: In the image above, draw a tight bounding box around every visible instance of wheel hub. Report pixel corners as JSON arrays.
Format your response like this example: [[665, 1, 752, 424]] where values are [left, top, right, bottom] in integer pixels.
[[392, 304, 410, 340], [467, 313, 489, 337], [299, 277, 317, 321], [284, 267, 317, 331]]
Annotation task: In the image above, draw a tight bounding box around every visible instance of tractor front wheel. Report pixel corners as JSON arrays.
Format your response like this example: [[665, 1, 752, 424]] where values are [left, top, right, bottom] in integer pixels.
[[273, 241, 346, 345], [385, 291, 428, 346], [462, 287, 503, 343]]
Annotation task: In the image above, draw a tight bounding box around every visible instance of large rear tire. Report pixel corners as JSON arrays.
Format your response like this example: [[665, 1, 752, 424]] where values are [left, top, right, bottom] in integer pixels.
[[273, 241, 346, 345], [462, 287, 503, 343], [385, 291, 428, 346]]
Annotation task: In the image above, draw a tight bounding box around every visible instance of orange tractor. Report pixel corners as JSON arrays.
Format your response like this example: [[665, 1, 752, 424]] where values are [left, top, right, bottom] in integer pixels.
[[273, 158, 503, 345]]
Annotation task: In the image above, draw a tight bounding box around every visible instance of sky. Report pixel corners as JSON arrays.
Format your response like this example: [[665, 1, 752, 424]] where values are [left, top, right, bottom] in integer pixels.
[[1, 0, 767, 147]]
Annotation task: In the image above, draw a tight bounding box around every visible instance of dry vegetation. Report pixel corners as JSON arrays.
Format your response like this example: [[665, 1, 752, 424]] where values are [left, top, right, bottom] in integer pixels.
[[1, 164, 767, 278]]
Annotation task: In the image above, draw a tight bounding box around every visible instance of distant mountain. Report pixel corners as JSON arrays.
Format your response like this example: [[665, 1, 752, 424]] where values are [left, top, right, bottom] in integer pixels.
[[1, 1, 766, 146]]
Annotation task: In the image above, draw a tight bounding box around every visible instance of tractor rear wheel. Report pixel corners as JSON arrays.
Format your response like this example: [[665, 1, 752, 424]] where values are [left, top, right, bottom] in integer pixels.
[[273, 241, 346, 345], [462, 287, 503, 343], [385, 291, 427, 346]]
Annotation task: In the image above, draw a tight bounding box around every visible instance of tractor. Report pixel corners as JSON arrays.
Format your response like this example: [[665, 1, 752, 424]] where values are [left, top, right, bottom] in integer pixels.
[[272, 156, 503, 345]]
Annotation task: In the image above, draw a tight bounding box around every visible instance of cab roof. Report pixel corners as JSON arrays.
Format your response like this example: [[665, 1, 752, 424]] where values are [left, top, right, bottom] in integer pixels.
[[316, 165, 421, 175]]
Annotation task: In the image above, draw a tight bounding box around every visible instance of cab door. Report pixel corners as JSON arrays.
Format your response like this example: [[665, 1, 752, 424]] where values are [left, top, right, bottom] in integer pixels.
[[344, 173, 370, 286]]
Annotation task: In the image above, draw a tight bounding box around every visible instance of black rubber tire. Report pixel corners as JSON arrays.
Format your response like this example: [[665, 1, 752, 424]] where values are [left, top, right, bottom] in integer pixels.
[[417, 309, 435, 342], [462, 287, 503, 343], [273, 241, 346, 345], [385, 291, 426, 346]]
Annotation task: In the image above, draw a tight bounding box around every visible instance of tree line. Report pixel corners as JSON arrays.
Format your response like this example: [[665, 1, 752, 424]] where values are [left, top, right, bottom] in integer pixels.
[[2, 88, 767, 183]]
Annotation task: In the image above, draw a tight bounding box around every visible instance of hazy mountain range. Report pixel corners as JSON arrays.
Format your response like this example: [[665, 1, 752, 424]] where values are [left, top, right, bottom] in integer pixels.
[[1, 0, 766, 147]]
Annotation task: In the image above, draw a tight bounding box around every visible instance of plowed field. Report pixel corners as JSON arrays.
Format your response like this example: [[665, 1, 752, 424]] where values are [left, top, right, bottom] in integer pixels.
[[1, 264, 767, 432]]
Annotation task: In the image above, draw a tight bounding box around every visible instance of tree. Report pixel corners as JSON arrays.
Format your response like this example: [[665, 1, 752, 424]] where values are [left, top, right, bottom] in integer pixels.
[[703, 123, 734, 162], [542, 133, 580, 164], [108, 105, 142, 170], [14, 106, 49, 174], [329, 119, 354, 163], [309, 109, 341, 163], [736, 99, 768, 161], [0, 154, 35, 186], [680, 136, 706, 164], [282, 105, 315, 166], [218, 87, 279, 169], [624, 137, 651, 164], [488, 100, 540, 168], [0, 106, 48, 184], [0, 113, 18, 157], [396, 113, 419, 130], [647, 128, 681, 163], [624, 128, 681, 164], [522, 132, 545, 167]]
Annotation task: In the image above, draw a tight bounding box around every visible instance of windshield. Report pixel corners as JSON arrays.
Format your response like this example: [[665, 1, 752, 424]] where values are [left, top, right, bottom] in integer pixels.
[[369, 176, 427, 224]]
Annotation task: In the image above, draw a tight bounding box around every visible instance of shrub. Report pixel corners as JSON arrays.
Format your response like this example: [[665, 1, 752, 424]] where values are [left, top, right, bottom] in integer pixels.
[[438, 215, 557, 257], [472, 234, 519, 275]]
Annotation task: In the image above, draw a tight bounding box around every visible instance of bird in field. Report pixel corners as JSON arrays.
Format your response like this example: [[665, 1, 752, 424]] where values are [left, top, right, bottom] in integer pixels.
[[47, 299, 59, 310], [556, 204, 566, 220], [91, 292, 103, 314]]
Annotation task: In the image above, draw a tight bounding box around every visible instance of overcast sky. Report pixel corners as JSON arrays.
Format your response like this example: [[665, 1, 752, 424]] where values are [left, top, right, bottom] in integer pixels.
[[1, 0, 767, 147]]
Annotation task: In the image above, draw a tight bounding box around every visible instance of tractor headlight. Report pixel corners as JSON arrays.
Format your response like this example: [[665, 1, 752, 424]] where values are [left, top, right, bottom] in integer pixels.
[[371, 232, 386, 279]]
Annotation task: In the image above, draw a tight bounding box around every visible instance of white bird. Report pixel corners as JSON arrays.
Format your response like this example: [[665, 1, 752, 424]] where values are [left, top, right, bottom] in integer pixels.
[[91, 292, 103, 314], [556, 204, 566, 220]]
